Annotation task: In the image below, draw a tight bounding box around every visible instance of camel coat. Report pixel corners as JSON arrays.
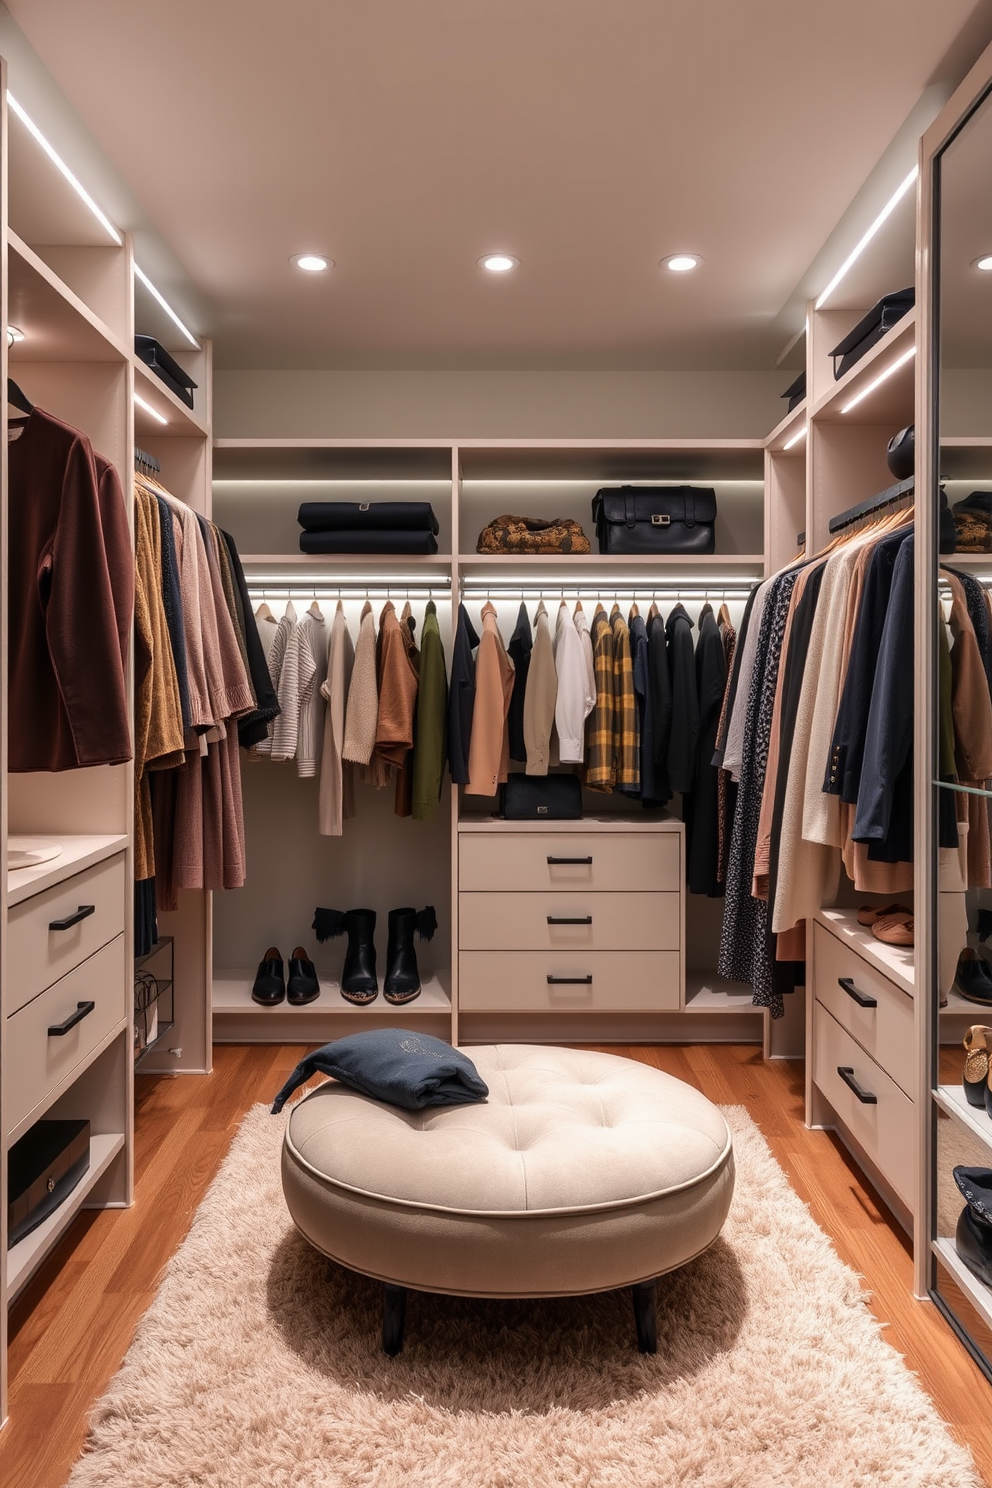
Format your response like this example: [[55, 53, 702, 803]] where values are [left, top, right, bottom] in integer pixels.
[[466, 602, 515, 795]]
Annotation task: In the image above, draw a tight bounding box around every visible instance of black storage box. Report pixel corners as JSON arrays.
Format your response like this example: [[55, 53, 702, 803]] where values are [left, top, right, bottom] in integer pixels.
[[781, 372, 806, 412], [829, 289, 914, 380], [8, 1118, 90, 1247], [297, 501, 439, 533], [500, 773, 582, 820], [134, 335, 198, 408], [591, 486, 717, 556]]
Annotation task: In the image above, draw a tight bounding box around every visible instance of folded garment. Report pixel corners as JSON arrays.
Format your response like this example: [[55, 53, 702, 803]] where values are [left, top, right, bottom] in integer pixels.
[[298, 502, 439, 533], [952, 507, 992, 553], [271, 1028, 489, 1113], [300, 529, 439, 554]]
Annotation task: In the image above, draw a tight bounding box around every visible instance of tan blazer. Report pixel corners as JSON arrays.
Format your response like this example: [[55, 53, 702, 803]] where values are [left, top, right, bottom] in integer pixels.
[[466, 603, 515, 795]]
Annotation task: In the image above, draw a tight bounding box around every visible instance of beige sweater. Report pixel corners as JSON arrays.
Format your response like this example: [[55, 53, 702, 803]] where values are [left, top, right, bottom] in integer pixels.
[[524, 601, 557, 775], [343, 601, 379, 765]]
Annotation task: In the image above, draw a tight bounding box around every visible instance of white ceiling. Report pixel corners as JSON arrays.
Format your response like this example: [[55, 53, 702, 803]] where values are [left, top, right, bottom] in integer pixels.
[[5, 0, 990, 371]]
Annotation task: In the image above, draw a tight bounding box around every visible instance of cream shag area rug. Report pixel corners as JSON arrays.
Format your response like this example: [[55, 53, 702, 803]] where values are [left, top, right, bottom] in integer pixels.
[[67, 1104, 981, 1488]]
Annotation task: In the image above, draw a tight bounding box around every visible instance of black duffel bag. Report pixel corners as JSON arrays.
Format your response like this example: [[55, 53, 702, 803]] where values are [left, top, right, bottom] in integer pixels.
[[591, 486, 717, 556]]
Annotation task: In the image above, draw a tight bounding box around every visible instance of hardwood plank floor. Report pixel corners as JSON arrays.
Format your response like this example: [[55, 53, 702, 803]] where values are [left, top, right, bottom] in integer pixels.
[[1, 1041, 991, 1487]]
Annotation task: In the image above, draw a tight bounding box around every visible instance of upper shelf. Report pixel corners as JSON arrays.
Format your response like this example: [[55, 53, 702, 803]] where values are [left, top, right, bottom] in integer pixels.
[[7, 231, 128, 364], [133, 358, 209, 438], [765, 400, 807, 453], [810, 311, 916, 426]]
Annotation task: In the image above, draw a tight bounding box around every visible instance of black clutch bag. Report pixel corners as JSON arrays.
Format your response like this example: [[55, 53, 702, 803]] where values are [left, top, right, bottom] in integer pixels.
[[500, 774, 582, 820], [591, 486, 717, 555], [134, 336, 198, 408], [829, 289, 914, 380]]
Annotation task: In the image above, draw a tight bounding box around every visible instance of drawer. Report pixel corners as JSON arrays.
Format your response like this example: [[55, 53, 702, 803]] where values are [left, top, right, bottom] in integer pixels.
[[813, 1002, 916, 1211], [4, 935, 127, 1137], [812, 922, 914, 1098], [7, 852, 126, 1016], [458, 950, 681, 1012], [458, 832, 680, 893], [459, 891, 680, 951]]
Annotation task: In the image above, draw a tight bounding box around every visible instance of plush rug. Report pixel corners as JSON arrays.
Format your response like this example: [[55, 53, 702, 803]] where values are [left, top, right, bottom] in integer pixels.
[[66, 1103, 981, 1488]]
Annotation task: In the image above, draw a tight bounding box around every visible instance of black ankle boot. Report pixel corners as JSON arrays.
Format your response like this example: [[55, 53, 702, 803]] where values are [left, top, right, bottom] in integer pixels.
[[384, 906, 437, 1005], [954, 1167, 992, 1287], [313, 907, 378, 1005]]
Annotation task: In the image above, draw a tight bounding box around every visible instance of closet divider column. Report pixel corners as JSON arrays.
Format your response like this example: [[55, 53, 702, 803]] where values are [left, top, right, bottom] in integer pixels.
[[0, 54, 9, 1431], [449, 443, 461, 1047]]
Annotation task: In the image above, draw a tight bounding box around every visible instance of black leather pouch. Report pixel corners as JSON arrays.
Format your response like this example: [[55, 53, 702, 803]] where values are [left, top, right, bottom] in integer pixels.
[[8, 1118, 90, 1246], [134, 336, 198, 408], [500, 773, 582, 820], [591, 486, 717, 555], [829, 289, 914, 379]]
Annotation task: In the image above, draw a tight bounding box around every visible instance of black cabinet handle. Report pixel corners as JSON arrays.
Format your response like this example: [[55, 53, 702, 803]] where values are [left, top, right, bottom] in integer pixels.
[[547, 856, 593, 865], [49, 904, 96, 932], [48, 1000, 96, 1037], [837, 1066, 877, 1104], [838, 976, 876, 1009], [547, 915, 593, 925], [547, 974, 593, 985]]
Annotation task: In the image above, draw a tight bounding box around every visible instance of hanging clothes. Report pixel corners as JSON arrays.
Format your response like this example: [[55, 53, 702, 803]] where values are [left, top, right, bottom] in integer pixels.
[[684, 604, 728, 895], [466, 601, 514, 796], [221, 532, 280, 748], [584, 605, 616, 792], [448, 603, 480, 786], [665, 602, 698, 797], [629, 609, 658, 804], [507, 601, 533, 764], [318, 602, 355, 837], [411, 600, 448, 822], [610, 604, 639, 795], [553, 601, 594, 764], [646, 604, 672, 805], [714, 607, 737, 885], [295, 606, 329, 778], [253, 601, 297, 757], [343, 600, 379, 767], [524, 600, 557, 775]]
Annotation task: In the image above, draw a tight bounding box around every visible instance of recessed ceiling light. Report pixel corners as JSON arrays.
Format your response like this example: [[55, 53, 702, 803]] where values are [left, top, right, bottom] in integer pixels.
[[479, 254, 519, 272], [974, 256, 992, 272], [7, 325, 24, 346], [291, 254, 331, 272], [661, 254, 703, 272]]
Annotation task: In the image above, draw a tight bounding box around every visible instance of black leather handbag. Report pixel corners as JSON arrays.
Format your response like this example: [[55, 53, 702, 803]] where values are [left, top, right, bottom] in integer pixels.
[[829, 289, 914, 379], [500, 773, 582, 820], [591, 486, 717, 556], [134, 335, 198, 408]]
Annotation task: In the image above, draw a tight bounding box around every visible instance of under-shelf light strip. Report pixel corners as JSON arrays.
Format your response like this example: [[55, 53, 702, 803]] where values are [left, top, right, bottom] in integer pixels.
[[815, 166, 918, 309], [783, 424, 807, 450], [7, 94, 122, 246], [133, 264, 201, 349], [841, 345, 916, 414], [134, 392, 168, 425]]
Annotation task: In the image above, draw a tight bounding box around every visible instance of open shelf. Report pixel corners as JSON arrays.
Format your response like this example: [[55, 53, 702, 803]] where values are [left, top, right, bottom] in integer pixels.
[[6, 1133, 125, 1302], [133, 358, 209, 437], [814, 908, 914, 996], [934, 1084, 992, 1155], [6, 833, 128, 907], [684, 971, 762, 1015], [933, 1238, 992, 1336], [240, 553, 453, 571], [810, 311, 916, 425], [456, 553, 764, 570], [213, 968, 451, 1013], [765, 401, 807, 451], [7, 231, 128, 364]]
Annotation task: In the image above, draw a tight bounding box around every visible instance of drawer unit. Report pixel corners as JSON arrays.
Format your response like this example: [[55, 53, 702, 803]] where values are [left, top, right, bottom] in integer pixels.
[[458, 950, 681, 1012], [812, 922, 914, 1099], [7, 852, 126, 1017], [459, 891, 680, 951], [4, 934, 127, 1138], [812, 1002, 916, 1211], [459, 832, 680, 893]]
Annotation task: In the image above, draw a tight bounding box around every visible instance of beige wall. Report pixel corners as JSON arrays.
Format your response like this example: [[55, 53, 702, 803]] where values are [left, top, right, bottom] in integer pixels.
[[213, 369, 787, 441]]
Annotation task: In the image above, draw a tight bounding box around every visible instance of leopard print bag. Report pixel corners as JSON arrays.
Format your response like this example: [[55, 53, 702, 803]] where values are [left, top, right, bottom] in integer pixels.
[[476, 514, 591, 554]]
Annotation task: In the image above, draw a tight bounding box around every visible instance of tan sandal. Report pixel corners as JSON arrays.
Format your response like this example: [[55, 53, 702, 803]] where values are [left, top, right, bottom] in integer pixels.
[[963, 1025, 992, 1108], [871, 913, 914, 946], [857, 902, 911, 927]]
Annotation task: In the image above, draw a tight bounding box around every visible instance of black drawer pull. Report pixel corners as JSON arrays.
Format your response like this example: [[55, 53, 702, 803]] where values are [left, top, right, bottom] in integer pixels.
[[49, 904, 96, 932], [547, 856, 593, 865], [838, 976, 876, 1009], [547, 974, 593, 985], [547, 915, 593, 925], [48, 1000, 96, 1037], [836, 1066, 877, 1104]]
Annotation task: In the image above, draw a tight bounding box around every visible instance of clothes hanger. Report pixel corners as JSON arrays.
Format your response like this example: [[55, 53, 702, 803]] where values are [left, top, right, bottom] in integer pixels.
[[629, 600, 640, 621], [718, 601, 732, 627], [255, 601, 275, 623], [6, 377, 33, 416], [307, 598, 323, 619]]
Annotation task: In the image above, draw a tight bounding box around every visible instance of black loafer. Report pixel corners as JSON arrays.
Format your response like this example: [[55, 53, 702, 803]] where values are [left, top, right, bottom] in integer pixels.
[[287, 946, 320, 1006], [251, 947, 285, 1006], [955, 949, 992, 1007]]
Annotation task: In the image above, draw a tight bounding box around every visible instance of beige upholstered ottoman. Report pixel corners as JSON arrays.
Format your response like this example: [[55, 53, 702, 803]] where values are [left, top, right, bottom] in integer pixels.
[[281, 1044, 734, 1354]]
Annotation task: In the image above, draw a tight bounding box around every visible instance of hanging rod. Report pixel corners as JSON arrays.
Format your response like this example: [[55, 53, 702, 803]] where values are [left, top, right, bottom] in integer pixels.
[[247, 585, 450, 602], [828, 477, 913, 535], [457, 587, 756, 603]]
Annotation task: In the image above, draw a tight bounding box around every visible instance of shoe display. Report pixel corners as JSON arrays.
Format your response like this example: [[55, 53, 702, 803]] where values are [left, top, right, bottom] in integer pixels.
[[384, 906, 438, 1005], [954, 949, 992, 1006], [287, 946, 320, 1006], [963, 1025, 992, 1109], [953, 1167, 992, 1289], [856, 901, 911, 928], [313, 907, 379, 1005], [871, 912, 914, 946], [251, 947, 286, 1006]]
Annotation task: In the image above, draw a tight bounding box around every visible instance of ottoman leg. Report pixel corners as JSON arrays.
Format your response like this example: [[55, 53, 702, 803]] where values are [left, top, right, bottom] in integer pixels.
[[382, 1284, 407, 1356], [632, 1280, 657, 1354]]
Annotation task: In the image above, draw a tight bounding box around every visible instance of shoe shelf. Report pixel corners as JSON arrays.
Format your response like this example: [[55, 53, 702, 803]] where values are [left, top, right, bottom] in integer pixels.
[[933, 1237, 992, 1337], [211, 969, 452, 1044], [683, 971, 763, 1014], [934, 1084, 992, 1155], [814, 908, 915, 996]]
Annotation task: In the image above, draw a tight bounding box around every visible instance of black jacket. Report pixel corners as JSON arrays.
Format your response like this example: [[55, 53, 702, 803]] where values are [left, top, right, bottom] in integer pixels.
[[685, 605, 728, 895], [646, 610, 672, 803], [221, 529, 281, 749], [448, 604, 480, 785], [853, 535, 914, 853], [506, 601, 532, 763], [665, 603, 699, 797]]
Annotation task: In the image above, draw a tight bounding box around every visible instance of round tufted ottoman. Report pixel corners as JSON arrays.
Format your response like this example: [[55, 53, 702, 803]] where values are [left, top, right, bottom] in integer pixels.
[[281, 1044, 734, 1354]]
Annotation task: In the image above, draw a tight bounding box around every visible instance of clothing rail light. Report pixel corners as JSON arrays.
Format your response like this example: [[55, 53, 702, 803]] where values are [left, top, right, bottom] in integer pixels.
[[133, 264, 200, 349], [815, 166, 917, 309], [840, 345, 916, 414], [783, 424, 807, 450], [458, 588, 756, 603], [133, 392, 168, 425], [248, 572, 451, 587], [7, 93, 122, 245]]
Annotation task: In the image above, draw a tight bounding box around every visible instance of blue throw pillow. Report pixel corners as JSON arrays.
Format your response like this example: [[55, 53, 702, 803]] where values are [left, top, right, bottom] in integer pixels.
[[271, 1028, 489, 1113]]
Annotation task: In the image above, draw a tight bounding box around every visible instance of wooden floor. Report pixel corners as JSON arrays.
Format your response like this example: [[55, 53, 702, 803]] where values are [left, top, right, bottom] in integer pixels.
[[2, 1042, 992, 1488]]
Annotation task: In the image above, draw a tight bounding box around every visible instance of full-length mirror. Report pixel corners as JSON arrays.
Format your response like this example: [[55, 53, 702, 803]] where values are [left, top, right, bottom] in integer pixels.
[[932, 80, 992, 1376]]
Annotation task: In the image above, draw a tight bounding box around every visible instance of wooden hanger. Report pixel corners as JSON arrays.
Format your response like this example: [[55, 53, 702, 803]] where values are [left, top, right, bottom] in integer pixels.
[[629, 600, 640, 620], [254, 601, 274, 623], [308, 598, 323, 619], [718, 601, 732, 628], [648, 600, 660, 619]]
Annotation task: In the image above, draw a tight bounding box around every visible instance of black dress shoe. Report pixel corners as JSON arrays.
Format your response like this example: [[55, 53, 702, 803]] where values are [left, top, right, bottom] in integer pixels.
[[251, 947, 285, 1006], [954, 949, 992, 1007], [287, 946, 320, 1006], [954, 1167, 992, 1287]]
